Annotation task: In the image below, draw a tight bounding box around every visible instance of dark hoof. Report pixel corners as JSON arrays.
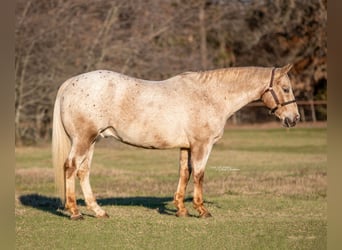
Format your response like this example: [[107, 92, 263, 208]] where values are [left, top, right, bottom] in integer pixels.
[[96, 212, 110, 218], [70, 214, 84, 220], [199, 212, 212, 218]]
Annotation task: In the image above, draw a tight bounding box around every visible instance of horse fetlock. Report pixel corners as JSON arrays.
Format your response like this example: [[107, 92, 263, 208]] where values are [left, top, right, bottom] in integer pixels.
[[173, 192, 184, 204], [193, 201, 212, 218], [192, 197, 204, 209]]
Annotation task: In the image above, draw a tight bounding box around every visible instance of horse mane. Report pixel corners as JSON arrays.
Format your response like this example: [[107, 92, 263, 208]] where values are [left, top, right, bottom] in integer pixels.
[[178, 67, 271, 87]]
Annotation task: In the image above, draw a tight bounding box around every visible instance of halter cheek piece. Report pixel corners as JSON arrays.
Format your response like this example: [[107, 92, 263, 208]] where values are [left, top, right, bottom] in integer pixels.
[[261, 68, 297, 115]]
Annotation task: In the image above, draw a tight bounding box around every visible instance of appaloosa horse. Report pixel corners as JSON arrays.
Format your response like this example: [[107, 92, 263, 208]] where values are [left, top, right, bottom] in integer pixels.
[[52, 65, 299, 219]]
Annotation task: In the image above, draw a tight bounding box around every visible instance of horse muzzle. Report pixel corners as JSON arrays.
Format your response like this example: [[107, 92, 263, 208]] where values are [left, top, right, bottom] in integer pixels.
[[282, 114, 300, 127]]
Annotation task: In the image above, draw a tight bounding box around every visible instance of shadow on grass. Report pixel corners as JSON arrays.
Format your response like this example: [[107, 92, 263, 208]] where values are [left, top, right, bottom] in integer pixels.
[[19, 194, 66, 218], [97, 196, 178, 216], [19, 193, 197, 218]]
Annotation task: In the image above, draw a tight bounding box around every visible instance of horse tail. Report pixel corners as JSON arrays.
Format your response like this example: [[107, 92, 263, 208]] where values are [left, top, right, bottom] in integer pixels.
[[52, 87, 70, 206]]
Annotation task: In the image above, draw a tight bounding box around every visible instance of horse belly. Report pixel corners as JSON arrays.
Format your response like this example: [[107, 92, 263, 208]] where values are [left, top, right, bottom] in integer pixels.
[[113, 117, 189, 149]]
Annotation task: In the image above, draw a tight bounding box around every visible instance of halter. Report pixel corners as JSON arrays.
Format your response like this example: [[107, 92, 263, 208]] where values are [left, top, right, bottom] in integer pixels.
[[261, 68, 297, 114]]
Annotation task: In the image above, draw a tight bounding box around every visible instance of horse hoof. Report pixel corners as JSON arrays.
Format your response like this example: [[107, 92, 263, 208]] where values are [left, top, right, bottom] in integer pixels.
[[176, 210, 190, 217], [199, 212, 212, 218], [70, 214, 84, 220], [96, 212, 109, 218]]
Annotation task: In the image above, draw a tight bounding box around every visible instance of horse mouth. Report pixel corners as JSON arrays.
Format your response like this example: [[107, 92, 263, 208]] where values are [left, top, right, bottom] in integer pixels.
[[283, 117, 297, 127]]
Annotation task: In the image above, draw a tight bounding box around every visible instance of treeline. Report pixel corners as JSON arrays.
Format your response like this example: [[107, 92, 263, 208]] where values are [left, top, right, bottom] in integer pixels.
[[15, 0, 327, 145]]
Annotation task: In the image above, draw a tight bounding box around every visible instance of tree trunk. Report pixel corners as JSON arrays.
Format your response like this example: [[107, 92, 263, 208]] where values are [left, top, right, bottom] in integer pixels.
[[199, 2, 207, 69]]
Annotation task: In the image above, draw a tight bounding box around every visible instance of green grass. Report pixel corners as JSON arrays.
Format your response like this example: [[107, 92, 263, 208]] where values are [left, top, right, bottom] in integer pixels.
[[15, 127, 327, 249]]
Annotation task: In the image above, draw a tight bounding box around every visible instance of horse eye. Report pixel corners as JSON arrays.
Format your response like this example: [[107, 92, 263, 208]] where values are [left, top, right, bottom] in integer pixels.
[[282, 87, 290, 93]]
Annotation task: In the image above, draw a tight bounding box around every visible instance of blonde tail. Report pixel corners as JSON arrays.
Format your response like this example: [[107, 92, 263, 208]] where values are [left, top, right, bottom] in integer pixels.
[[52, 89, 70, 205]]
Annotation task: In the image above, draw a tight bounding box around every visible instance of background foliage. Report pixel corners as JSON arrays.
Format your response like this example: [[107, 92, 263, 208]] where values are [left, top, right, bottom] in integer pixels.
[[15, 0, 327, 144]]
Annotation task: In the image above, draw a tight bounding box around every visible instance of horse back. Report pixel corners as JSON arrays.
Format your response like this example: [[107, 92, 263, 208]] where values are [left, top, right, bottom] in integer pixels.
[[59, 70, 196, 148]]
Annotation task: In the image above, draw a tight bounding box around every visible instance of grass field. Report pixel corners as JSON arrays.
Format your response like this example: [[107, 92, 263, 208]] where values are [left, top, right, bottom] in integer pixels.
[[15, 127, 327, 250]]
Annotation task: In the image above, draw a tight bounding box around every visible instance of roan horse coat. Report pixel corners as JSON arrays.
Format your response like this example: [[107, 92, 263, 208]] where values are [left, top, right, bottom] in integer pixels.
[[52, 65, 299, 219]]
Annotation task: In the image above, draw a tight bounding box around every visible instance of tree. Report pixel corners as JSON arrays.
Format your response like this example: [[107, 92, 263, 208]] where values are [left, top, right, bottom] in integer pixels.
[[15, 0, 327, 144]]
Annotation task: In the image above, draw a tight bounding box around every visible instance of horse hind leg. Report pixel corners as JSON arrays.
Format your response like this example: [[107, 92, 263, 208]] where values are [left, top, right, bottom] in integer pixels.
[[64, 139, 107, 219], [64, 143, 83, 220], [77, 143, 108, 218]]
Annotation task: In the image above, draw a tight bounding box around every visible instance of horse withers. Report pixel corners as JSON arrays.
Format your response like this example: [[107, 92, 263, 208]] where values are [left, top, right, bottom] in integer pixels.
[[52, 65, 299, 219]]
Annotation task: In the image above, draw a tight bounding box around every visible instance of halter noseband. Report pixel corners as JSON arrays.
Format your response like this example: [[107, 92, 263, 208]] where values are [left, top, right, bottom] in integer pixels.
[[261, 68, 296, 114]]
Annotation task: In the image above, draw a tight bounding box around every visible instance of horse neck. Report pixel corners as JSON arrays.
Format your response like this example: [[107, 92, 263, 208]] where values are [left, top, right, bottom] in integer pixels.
[[198, 67, 271, 115]]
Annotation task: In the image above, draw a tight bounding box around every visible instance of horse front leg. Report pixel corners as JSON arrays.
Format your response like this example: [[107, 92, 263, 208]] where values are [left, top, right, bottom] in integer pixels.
[[191, 142, 213, 218], [173, 148, 192, 217], [193, 169, 211, 218]]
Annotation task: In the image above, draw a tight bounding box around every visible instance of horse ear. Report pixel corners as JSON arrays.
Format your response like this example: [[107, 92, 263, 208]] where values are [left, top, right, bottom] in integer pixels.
[[279, 64, 293, 75]]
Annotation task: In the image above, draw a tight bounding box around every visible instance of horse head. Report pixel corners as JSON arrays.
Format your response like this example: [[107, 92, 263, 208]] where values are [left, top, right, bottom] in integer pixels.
[[261, 64, 300, 127]]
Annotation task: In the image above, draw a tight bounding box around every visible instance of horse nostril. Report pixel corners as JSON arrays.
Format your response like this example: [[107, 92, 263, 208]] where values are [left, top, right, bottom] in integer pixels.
[[294, 114, 300, 122]]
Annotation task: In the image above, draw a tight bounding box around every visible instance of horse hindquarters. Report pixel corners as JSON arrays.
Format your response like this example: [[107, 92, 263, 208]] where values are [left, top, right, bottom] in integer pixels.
[[53, 89, 108, 219]]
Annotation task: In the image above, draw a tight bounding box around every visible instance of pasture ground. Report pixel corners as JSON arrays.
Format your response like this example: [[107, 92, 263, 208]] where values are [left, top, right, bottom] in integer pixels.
[[15, 126, 327, 249]]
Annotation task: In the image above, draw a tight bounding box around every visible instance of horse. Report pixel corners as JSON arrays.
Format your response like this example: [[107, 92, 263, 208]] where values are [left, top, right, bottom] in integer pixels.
[[52, 64, 299, 219]]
